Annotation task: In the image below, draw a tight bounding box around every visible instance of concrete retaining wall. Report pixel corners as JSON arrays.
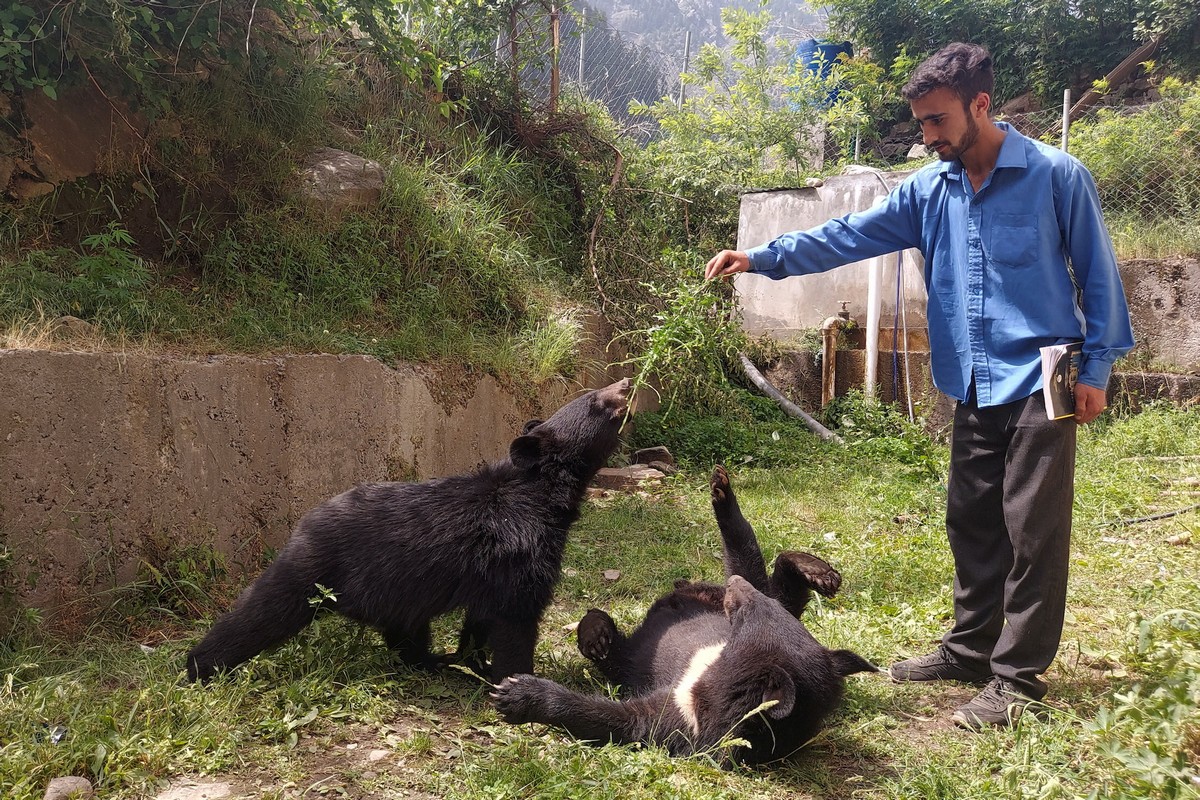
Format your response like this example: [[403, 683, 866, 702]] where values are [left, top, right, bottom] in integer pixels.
[[0, 350, 613, 617]]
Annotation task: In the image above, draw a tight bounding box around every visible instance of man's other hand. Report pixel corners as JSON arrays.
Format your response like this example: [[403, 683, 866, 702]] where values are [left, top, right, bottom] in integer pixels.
[[1073, 383, 1107, 424]]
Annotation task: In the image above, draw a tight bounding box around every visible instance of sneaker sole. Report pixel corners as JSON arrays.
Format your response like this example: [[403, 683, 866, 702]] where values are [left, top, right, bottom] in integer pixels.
[[888, 668, 993, 685], [951, 706, 1022, 731]]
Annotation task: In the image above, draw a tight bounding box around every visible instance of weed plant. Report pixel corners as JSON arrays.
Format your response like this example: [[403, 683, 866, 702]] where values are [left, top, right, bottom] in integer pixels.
[[1, 399, 1195, 798]]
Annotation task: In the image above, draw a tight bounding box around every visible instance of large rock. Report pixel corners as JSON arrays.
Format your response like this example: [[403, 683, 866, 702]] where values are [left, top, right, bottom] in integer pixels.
[[592, 465, 665, 489], [298, 147, 384, 215]]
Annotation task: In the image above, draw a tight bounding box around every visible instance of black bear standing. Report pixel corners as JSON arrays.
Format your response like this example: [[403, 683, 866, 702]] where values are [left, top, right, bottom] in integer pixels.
[[186, 378, 632, 683], [492, 465, 877, 765]]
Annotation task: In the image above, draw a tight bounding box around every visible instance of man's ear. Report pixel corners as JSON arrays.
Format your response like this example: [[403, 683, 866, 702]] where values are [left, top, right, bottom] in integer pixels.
[[973, 91, 991, 117], [510, 432, 544, 469]]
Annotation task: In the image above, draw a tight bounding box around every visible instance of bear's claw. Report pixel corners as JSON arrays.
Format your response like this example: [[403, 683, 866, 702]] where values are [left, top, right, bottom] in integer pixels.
[[710, 465, 730, 503]]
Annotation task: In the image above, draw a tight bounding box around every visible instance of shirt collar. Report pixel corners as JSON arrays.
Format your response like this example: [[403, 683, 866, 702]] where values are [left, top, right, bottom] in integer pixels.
[[938, 120, 1027, 180]]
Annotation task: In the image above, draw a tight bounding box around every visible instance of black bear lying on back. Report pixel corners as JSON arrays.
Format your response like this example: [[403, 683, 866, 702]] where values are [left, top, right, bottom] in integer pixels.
[[492, 465, 877, 765], [186, 378, 632, 683]]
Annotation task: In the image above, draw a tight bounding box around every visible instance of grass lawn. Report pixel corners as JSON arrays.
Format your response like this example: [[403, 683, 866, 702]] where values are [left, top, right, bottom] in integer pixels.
[[1, 403, 1197, 799]]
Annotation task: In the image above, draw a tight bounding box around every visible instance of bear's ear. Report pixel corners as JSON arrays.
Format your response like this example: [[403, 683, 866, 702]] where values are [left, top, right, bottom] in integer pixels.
[[521, 418, 544, 435], [510, 432, 545, 469], [761, 667, 796, 719]]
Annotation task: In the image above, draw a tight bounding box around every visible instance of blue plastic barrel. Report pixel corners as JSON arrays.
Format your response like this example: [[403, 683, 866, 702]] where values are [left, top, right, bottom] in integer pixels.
[[795, 38, 853, 107]]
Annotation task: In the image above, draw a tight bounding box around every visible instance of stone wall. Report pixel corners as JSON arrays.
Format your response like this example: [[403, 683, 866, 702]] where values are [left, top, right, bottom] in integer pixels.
[[1120, 257, 1200, 370], [0, 350, 624, 618]]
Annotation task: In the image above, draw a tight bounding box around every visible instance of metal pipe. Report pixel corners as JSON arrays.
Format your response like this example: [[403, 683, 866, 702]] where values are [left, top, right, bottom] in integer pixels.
[[820, 302, 853, 407], [738, 353, 844, 445], [866, 257, 882, 399], [821, 316, 841, 407]]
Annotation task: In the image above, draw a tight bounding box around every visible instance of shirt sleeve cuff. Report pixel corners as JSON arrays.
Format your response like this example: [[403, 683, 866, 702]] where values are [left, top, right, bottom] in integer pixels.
[[745, 244, 780, 276], [1078, 358, 1114, 391]]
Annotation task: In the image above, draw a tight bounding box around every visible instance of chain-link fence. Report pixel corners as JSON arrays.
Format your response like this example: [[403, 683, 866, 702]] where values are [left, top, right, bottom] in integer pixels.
[[1002, 95, 1200, 226], [511, 12, 684, 142], [513, 12, 1199, 230]]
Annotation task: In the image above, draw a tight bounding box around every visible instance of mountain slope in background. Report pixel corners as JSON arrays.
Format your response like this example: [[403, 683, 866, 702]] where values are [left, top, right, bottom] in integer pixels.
[[582, 0, 827, 59]]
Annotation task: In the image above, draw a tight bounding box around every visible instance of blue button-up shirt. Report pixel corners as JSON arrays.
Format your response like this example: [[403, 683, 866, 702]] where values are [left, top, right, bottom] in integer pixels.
[[746, 122, 1135, 407]]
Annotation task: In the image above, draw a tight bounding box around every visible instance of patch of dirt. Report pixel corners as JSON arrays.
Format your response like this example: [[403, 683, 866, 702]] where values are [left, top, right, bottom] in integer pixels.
[[413, 361, 487, 414], [890, 684, 980, 743], [158, 721, 444, 800]]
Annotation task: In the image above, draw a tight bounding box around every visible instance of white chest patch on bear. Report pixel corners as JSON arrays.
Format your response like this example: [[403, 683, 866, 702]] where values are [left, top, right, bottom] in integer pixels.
[[673, 641, 727, 735]]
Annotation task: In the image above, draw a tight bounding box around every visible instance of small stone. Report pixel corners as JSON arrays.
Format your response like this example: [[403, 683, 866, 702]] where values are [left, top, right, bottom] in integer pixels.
[[43, 777, 93, 800], [603, 569, 621, 582], [153, 780, 232, 800], [53, 316, 96, 338], [368, 749, 390, 762], [631, 446, 674, 467], [591, 466, 664, 490]]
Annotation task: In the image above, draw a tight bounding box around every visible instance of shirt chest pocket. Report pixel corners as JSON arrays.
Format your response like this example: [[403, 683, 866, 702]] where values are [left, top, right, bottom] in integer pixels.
[[985, 213, 1039, 267]]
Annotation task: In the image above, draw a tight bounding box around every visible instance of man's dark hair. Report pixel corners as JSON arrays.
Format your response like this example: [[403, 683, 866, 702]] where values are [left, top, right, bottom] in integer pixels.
[[901, 43, 994, 109]]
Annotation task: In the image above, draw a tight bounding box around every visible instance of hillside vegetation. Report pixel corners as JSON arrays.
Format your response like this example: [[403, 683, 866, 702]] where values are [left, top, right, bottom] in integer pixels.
[[2, 1, 1198, 392]]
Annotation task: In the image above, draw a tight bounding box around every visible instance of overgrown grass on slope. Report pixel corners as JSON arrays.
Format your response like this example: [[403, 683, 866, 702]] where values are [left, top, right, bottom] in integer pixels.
[[1, 400, 1196, 799], [0, 58, 593, 384]]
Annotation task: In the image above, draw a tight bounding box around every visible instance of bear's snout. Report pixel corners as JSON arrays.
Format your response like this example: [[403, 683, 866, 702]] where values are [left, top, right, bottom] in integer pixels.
[[595, 377, 632, 418], [723, 574, 756, 616]]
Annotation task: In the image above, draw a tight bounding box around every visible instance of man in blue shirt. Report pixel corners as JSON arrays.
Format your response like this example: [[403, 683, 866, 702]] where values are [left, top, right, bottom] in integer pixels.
[[705, 42, 1134, 730]]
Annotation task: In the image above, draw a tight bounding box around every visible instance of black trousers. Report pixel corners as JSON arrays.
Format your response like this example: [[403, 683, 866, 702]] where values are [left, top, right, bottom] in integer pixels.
[[942, 390, 1077, 700]]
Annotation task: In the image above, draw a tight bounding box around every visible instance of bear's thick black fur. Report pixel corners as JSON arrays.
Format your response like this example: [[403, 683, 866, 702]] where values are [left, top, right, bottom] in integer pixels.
[[492, 465, 877, 765], [186, 378, 632, 683]]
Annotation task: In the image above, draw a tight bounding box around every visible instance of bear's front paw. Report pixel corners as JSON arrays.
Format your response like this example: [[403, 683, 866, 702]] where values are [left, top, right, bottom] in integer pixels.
[[491, 674, 552, 724], [777, 551, 842, 597], [577, 609, 616, 660], [710, 464, 730, 503]]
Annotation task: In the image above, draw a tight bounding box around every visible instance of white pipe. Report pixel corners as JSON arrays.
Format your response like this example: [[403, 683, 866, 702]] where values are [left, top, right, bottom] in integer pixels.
[[859, 174, 893, 402], [865, 257, 882, 399], [899, 252, 915, 421]]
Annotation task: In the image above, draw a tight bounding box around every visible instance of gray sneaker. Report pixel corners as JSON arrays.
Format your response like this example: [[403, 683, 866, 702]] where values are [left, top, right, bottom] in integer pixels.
[[889, 647, 991, 683], [951, 677, 1033, 730]]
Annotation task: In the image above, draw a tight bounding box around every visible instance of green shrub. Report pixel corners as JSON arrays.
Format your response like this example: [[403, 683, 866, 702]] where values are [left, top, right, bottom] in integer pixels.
[[628, 392, 829, 469], [822, 389, 946, 475]]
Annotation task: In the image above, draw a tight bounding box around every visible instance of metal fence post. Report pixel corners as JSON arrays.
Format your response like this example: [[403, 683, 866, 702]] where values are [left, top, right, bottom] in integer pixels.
[[677, 30, 691, 108], [1061, 88, 1071, 152]]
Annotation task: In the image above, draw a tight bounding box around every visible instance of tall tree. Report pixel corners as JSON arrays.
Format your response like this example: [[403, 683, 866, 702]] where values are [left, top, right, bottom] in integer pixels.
[[820, 0, 1196, 104]]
